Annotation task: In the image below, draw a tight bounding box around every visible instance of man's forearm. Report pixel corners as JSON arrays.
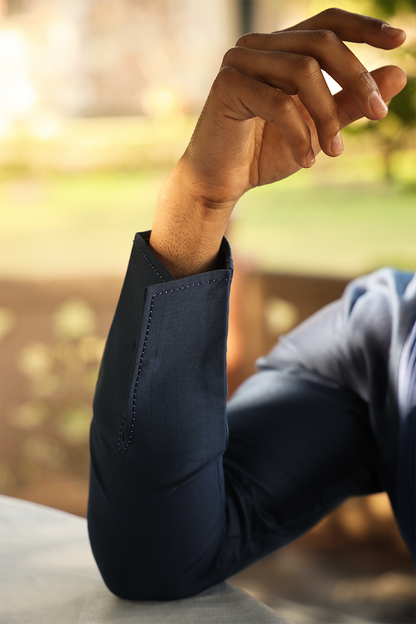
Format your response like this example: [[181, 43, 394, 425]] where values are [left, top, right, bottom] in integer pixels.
[[150, 159, 236, 278]]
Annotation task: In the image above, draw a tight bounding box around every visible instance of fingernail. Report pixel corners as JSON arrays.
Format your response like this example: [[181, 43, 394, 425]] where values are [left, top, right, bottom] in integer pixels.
[[382, 23, 404, 38], [305, 148, 315, 167], [330, 131, 344, 156], [369, 91, 388, 117]]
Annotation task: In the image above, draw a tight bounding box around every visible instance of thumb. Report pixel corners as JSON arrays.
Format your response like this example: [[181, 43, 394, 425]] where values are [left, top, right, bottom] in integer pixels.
[[336, 65, 407, 129]]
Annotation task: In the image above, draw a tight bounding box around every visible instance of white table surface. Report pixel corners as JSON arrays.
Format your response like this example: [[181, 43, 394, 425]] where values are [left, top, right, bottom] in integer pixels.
[[0, 495, 292, 624]]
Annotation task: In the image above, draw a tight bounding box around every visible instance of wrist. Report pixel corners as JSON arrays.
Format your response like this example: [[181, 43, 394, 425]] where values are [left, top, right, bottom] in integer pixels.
[[149, 160, 236, 278]]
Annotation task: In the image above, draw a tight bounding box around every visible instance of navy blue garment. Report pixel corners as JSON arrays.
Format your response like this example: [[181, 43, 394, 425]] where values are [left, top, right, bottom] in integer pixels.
[[88, 231, 415, 601]]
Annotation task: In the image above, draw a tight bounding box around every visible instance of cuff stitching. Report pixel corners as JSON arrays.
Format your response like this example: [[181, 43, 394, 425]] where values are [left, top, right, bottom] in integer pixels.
[[118, 277, 229, 453], [133, 239, 167, 282]]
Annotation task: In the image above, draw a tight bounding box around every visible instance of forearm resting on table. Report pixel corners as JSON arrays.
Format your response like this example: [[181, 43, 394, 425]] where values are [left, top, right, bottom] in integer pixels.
[[149, 160, 235, 279]]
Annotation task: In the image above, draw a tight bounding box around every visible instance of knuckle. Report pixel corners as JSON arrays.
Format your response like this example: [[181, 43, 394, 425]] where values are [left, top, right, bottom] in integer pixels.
[[297, 55, 321, 79], [322, 108, 340, 132], [235, 33, 255, 47], [222, 46, 240, 67], [355, 69, 377, 92], [292, 125, 312, 151], [297, 131, 311, 147], [326, 107, 340, 125], [319, 7, 345, 21], [314, 28, 338, 46], [236, 34, 248, 47], [273, 92, 295, 116], [214, 65, 240, 93]]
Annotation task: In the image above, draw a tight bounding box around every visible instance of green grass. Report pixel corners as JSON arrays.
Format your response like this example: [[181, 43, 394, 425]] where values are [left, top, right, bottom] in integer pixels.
[[231, 174, 416, 277], [1, 165, 415, 280], [0, 170, 166, 278]]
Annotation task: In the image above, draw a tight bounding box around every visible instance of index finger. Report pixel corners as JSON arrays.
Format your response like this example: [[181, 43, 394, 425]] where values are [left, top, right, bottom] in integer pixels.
[[282, 8, 406, 50], [235, 30, 390, 121]]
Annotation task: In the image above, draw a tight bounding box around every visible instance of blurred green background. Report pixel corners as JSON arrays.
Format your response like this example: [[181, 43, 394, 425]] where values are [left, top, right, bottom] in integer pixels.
[[0, 0, 415, 280]]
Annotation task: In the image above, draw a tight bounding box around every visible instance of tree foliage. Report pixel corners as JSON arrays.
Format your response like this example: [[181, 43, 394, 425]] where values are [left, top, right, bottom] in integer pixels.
[[372, 0, 415, 18], [388, 76, 416, 125], [347, 0, 416, 179]]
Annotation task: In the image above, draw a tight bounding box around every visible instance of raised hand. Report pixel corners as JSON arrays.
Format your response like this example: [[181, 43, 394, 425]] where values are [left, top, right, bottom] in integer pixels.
[[150, 9, 406, 277]]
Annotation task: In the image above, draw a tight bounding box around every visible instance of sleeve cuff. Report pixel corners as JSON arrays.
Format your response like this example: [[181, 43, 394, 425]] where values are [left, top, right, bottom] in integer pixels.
[[134, 230, 233, 284]]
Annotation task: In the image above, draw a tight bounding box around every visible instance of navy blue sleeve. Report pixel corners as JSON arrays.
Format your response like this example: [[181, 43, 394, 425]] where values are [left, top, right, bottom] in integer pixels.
[[88, 233, 415, 600], [258, 268, 416, 561], [88, 232, 234, 600]]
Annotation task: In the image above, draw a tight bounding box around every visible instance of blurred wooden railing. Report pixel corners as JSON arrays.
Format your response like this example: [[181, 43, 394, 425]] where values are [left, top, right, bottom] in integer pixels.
[[227, 267, 349, 393], [0, 270, 409, 558]]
